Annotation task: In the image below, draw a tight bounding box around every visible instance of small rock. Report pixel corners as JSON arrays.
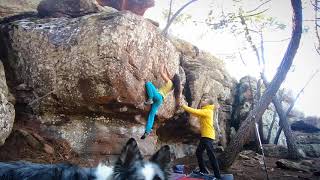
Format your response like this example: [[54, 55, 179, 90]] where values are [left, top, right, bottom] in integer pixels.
[[17, 129, 42, 149], [43, 144, 54, 154], [300, 160, 314, 167], [32, 132, 45, 143], [314, 171, 320, 176], [239, 154, 250, 160], [276, 159, 310, 172]]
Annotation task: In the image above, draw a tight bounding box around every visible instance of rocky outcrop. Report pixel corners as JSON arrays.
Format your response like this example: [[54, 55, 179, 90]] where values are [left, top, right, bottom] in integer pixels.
[[276, 159, 318, 173], [291, 120, 320, 133], [0, 12, 179, 119], [0, 8, 237, 157], [37, 0, 113, 18], [170, 38, 236, 147], [263, 144, 288, 158], [0, 10, 182, 155], [296, 132, 320, 158], [0, 0, 41, 17], [41, 115, 158, 156], [0, 61, 15, 145]]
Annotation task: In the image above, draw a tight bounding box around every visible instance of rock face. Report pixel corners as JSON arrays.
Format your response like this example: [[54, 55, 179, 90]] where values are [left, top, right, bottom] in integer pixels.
[[0, 0, 41, 17], [168, 38, 236, 147], [0, 61, 15, 145], [0, 12, 179, 119], [41, 115, 158, 156], [263, 144, 288, 158], [276, 159, 318, 173], [0, 9, 237, 158], [0, 11, 181, 155], [296, 132, 320, 158], [37, 0, 112, 18]]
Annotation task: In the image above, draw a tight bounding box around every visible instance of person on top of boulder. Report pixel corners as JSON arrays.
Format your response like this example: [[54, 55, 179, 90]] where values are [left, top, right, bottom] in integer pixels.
[[141, 64, 181, 139]]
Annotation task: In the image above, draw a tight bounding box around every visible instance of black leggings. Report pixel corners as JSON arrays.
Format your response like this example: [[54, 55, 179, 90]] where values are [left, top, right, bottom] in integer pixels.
[[196, 137, 221, 178]]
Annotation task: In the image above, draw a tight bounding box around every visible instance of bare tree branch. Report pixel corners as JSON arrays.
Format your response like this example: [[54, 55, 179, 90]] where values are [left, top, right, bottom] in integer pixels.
[[162, 0, 198, 37], [167, 0, 174, 25], [246, 0, 272, 14], [220, 0, 302, 169], [264, 38, 291, 43], [239, 14, 262, 68], [274, 69, 320, 144], [314, 0, 320, 53], [240, 9, 270, 18]]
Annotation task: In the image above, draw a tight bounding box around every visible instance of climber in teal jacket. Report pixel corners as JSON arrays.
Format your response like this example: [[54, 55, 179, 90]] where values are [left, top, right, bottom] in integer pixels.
[[141, 65, 181, 139]]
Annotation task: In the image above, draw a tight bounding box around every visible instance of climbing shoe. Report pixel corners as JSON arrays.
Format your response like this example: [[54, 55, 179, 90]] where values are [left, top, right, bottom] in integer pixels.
[[144, 99, 153, 105], [140, 132, 150, 139]]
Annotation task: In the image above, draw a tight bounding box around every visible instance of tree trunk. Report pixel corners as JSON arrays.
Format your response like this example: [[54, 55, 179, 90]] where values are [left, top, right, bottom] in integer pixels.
[[267, 111, 277, 143], [274, 69, 319, 145], [219, 0, 302, 169], [256, 80, 266, 143], [271, 95, 300, 159], [274, 125, 282, 144], [162, 0, 198, 36]]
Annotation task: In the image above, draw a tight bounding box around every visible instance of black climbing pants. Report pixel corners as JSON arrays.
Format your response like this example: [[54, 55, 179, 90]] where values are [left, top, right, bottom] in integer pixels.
[[196, 137, 221, 179]]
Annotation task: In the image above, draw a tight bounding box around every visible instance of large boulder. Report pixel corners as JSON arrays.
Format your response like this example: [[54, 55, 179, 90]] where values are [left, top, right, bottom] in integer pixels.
[[0, 11, 181, 156], [296, 132, 320, 158], [0, 0, 41, 17], [170, 38, 236, 147], [0, 61, 15, 145], [37, 0, 112, 18], [0, 11, 179, 120], [263, 144, 288, 158]]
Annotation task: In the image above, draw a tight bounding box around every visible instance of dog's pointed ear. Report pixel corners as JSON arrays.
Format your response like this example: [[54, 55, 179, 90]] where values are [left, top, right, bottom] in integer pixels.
[[115, 138, 143, 168], [149, 145, 171, 170]]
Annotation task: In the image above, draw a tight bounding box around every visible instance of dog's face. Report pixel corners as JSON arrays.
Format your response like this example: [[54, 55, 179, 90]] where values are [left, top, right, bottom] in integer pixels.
[[96, 138, 171, 180]]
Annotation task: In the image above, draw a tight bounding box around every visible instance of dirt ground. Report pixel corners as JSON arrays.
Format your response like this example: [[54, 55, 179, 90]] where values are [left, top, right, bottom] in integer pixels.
[[174, 155, 320, 180], [1, 119, 319, 180]]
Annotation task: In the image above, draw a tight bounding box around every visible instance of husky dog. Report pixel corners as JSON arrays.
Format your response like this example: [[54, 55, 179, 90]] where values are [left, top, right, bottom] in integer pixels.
[[0, 138, 171, 180]]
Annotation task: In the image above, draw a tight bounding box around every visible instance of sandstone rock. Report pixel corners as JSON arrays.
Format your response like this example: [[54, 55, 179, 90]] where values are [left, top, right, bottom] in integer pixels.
[[276, 159, 313, 172], [304, 116, 320, 129], [314, 171, 320, 176], [0, 0, 41, 17], [295, 132, 320, 158], [166, 143, 197, 159], [37, 0, 115, 18], [176, 43, 235, 147], [263, 144, 288, 158], [296, 132, 320, 144], [41, 115, 158, 156], [16, 129, 42, 149], [43, 143, 55, 154], [297, 144, 320, 158], [0, 61, 15, 145], [291, 120, 320, 133], [0, 12, 179, 120]]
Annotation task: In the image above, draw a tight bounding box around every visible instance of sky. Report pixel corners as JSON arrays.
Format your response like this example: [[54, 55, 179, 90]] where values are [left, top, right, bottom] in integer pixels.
[[144, 0, 320, 117]]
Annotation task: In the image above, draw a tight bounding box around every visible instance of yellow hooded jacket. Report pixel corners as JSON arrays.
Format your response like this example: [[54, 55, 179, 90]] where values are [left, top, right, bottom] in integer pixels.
[[182, 104, 216, 140]]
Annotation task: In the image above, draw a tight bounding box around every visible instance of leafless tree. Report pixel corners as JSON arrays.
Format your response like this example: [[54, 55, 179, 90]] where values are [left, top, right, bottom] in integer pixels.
[[219, 0, 302, 169], [162, 0, 198, 37], [274, 69, 320, 144]]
